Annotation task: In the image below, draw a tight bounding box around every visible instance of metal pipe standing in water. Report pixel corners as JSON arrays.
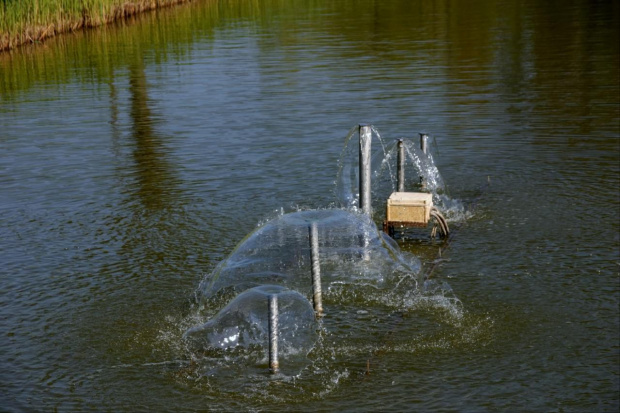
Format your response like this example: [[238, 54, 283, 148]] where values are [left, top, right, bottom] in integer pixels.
[[420, 133, 428, 154], [359, 124, 373, 215], [397, 138, 405, 192], [419, 133, 428, 189], [268, 295, 279, 373], [309, 222, 323, 316]]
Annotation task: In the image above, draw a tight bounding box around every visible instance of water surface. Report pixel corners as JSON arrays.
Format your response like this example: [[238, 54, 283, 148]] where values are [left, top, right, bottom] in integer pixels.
[[1, 0, 618, 411]]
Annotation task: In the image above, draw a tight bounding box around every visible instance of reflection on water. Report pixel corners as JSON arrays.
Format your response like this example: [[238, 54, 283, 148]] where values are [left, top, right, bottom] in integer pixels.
[[128, 56, 178, 211], [0, 0, 618, 411]]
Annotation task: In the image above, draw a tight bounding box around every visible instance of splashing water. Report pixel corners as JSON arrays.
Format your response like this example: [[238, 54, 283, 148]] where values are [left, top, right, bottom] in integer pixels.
[[335, 125, 396, 210], [170, 125, 481, 400], [334, 125, 361, 209], [183, 285, 317, 375], [335, 128, 470, 224], [401, 138, 445, 193], [198, 209, 421, 303]]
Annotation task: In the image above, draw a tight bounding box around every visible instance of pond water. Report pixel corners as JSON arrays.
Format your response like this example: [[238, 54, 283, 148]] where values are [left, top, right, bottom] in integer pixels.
[[1, 0, 618, 411]]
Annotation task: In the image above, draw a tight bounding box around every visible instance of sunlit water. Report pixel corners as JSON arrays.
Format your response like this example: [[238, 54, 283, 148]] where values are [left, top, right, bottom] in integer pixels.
[[1, 0, 618, 411]]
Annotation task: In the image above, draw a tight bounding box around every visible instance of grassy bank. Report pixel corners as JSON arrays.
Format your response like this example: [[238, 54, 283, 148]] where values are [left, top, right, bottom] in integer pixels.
[[0, 0, 193, 52]]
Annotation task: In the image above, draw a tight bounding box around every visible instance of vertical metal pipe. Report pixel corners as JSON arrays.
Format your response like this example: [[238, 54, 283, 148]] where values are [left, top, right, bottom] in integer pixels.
[[359, 124, 372, 215], [420, 133, 428, 154], [309, 223, 323, 316], [268, 295, 279, 373], [419, 133, 428, 189], [397, 139, 405, 192], [359, 231, 370, 261]]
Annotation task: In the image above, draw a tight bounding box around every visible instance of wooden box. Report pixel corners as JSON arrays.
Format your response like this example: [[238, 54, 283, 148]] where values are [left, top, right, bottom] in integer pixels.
[[386, 192, 433, 224]]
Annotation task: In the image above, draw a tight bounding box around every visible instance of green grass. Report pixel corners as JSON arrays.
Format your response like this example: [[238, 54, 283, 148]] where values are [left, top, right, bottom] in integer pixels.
[[0, 0, 191, 51]]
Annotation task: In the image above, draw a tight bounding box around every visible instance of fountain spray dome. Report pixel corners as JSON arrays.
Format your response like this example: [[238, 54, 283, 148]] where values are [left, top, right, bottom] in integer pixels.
[[200, 209, 413, 299], [183, 285, 317, 368]]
